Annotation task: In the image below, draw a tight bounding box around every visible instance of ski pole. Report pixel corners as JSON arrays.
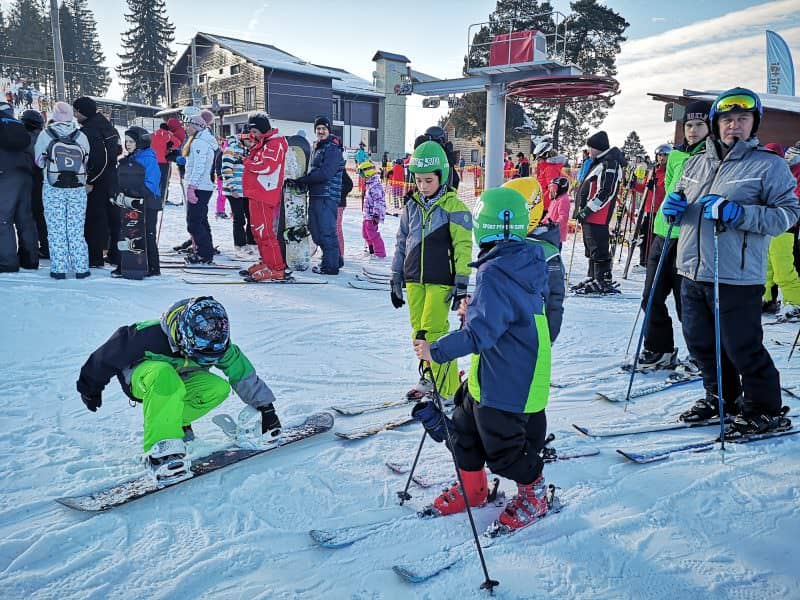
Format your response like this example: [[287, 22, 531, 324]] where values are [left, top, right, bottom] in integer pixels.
[[624, 308, 642, 363], [624, 222, 674, 412], [399, 320, 462, 504], [789, 326, 800, 362], [416, 330, 498, 593], [566, 220, 579, 286], [713, 222, 726, 450]]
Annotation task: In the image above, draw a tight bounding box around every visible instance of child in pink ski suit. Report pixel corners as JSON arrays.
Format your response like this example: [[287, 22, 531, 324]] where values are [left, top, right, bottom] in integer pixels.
[[545, 176, 571, 244], [359, 161, 386, 257]]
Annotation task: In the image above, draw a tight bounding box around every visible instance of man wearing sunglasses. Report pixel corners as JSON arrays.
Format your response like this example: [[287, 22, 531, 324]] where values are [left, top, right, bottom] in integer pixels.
[[76, 296, 282, 486], [662, 87, 800, 435]]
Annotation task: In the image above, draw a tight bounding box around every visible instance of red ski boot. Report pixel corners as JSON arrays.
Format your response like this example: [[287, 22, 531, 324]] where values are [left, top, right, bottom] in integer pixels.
[[495, 476, 549, 532], [426, 469, 488, 517]]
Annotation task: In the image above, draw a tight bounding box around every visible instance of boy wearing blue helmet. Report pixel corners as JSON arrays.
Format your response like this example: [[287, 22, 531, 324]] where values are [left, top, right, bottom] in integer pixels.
[[76, 297, 281, 485]]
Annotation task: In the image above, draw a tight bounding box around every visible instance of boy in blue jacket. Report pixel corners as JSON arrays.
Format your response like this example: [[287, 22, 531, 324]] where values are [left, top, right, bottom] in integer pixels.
[[113, 126, 162, 277], [413, 187, 552, 534]]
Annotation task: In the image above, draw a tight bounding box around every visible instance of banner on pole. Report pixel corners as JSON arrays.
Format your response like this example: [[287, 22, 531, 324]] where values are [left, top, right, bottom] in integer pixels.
[[766, 30, 795, 96]]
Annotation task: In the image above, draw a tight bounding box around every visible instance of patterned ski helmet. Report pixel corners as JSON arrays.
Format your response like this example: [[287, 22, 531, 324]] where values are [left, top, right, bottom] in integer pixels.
[[163, 297, 230, 365], [408, 141, 450, 188], [550, 176, 570, 197], [654, 143, 672, 156], [358, 161, 377, 178], [472, 187, 529, 245], [709, 87, 763, 138], [501, 176, 543, 231]]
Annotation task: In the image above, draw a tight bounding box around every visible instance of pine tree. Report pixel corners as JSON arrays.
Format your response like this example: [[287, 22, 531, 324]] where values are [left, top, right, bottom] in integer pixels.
[[622, 131, 646, 161], [69, 0, 110, 97], [550, 0, 629, 156], [58, 2, 80, 99], [0, 7, 8, 79], [5, 0, 51, 87], [116, 0, 175, 105]]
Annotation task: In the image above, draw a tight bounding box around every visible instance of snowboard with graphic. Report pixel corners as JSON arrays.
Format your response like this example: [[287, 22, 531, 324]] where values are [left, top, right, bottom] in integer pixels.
[[283, 135, 312, 271]]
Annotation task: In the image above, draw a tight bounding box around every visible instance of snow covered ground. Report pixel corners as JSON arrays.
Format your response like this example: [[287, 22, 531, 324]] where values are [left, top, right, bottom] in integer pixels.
[[1, 180, 799, 600]]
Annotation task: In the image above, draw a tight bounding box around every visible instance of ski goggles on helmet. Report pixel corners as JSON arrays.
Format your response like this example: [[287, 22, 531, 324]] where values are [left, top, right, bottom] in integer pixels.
[[713, 94, 758, 114]]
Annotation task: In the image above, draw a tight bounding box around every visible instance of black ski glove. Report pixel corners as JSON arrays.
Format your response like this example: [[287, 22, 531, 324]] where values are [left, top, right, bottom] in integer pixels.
[[81, 392, 102, 412], [390, 274, 405, 309], [446, 275, 469, 311], [260, 404, 282, 438]]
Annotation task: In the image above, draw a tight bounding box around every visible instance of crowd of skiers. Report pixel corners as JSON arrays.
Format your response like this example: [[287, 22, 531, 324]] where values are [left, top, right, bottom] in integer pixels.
[[60, 85, 800, 535]]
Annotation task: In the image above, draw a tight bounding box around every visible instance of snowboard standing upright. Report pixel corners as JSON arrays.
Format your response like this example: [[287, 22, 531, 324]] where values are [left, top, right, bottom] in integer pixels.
[[283, 135, 311, 271], [117, 195, 148, 279]]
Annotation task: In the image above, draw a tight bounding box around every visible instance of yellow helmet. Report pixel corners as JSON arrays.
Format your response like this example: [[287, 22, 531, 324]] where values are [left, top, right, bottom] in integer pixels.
[[501, 177, 543, 232], [358, 161, 377, 178]]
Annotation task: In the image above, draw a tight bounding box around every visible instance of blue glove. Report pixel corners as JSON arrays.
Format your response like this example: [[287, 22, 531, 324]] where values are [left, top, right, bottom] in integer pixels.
[[411, 400, 453, 443], [700, 194, 743, 227], [175, 156, 186, 166], [661, 191, 687, 224]]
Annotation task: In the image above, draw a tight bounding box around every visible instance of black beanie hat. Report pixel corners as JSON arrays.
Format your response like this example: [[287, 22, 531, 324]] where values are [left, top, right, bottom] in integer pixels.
[[247, 112, 271, 133], [73, 96, 97, 117], [586, 131, 610, 152], [683, 100, 711, 124], [124, 126, 151, 150], [314, 116, 332, 130]]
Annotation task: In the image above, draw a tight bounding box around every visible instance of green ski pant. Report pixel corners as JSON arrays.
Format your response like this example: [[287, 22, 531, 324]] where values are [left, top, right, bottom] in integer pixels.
[[406, 282, 460, 398], [764, 232, 800, 307], [131, 360, 231, 452]]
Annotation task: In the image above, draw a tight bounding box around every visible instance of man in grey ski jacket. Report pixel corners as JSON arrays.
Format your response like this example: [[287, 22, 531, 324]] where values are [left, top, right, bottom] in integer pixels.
[[663, 87, 799, 435]]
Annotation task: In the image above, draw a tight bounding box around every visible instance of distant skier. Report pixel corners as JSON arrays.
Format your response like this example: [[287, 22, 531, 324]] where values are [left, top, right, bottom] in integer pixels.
[[76, 296, 282, 486], [358, 161, 386, 259], [412, 186, 552, 532]]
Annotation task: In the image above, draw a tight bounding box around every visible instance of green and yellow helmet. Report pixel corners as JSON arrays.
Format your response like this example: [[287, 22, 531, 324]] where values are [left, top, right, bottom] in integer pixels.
[[472, 187, 529, 246], [358, 161, 378, 178], [408, 141, 450, 188]]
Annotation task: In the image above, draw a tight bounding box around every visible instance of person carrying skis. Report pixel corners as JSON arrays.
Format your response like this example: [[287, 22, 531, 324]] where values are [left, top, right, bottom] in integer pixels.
[[111, 126, 162, 278], [288, 116, 345, 275], [412, 187, 552, 532], [637, 101, 711, 372], [663, 87, 800, 434], [76, 296, 282, 486], [391, 141, 472, 401], [241, 112, 289, 281], [638, 145, 671, 268], [573, 131, 626, 294], [358, 160, 386, 259], [182, 113, 219, 265]]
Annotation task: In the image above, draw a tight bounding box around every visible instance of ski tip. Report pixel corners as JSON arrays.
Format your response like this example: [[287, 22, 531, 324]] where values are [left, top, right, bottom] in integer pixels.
[[615, 449, 664, 464], [595, 392, 618, 403], [55, 497, 105, 512], [571, 424, 591, 436], [392, 565, 429, 584]]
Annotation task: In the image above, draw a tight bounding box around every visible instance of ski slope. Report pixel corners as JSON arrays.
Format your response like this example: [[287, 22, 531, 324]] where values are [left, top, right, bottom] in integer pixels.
[[1, 183, 799, 599]]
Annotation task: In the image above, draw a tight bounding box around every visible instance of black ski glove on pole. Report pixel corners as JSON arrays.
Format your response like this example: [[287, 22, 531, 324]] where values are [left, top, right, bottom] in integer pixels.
[[446, 275, 469, 311]]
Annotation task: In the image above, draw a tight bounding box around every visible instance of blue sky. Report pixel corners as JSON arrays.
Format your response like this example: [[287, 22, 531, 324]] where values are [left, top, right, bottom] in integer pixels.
[[2, 0, 797, 153]]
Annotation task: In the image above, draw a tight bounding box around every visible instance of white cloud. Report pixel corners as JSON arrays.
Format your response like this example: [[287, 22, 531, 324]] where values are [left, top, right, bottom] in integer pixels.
[[596, 2, 800, 156], [248, 3, 270, 32]]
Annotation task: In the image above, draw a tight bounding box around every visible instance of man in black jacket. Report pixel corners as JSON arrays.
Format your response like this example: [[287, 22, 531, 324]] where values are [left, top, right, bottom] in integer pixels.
[[73, 97, 121, 268], [21, 109, 47, 258], [0, 102, 39, 272]]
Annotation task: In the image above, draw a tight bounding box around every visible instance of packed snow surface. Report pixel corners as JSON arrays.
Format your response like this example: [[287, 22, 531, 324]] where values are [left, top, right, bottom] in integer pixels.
[[1, 180, 799, 599]]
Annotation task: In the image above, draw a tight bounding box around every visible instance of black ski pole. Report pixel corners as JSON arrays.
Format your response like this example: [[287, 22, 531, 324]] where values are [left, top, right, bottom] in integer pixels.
[[624, 222, 675, 412], [789, 325, 800, 362], [398, 329, 455, 504], [712, 222, 726, 450], [417, 330, 499, 593]]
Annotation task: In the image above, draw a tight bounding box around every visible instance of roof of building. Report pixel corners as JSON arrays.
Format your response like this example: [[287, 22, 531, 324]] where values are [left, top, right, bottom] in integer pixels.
[[311, 64, 383, 98], [191, 33, 381, 98], [649, 89, 800, 115], [372, 51, 411, 63]]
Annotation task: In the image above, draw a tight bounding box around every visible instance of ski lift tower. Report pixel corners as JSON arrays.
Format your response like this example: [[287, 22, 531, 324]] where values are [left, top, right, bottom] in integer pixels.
[[399, 14, 618, 189]]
